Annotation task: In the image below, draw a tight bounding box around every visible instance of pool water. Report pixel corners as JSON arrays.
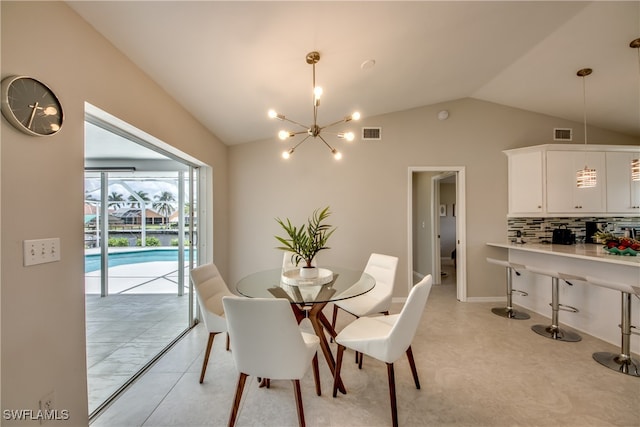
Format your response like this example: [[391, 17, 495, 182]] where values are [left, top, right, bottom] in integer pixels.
[[85, 249, 193, 273]]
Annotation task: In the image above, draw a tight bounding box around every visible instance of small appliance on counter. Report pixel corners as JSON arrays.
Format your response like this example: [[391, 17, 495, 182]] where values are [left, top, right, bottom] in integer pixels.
[[552, 225, 575, 245], [585, 221, 607, 244]]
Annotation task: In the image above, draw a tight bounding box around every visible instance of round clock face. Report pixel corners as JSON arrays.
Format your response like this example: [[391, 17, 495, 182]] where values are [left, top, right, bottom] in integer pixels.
[[1, 75, 63, 136]]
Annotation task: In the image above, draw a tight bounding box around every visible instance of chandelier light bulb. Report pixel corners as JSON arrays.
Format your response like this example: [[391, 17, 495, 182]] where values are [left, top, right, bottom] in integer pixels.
[[314, 86, 323, 100], [282, 149, 293, 159], [351, 111, 361, 121], [332, 149, 342, 160], [268, 109, 277, 119], [278, 130, 292, 140], [339, 132, 355, 141]]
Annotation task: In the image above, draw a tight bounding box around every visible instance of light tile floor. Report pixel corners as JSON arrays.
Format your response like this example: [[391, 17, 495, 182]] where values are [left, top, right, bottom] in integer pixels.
[[86, 261, 192, 414], [92, 264, 640, 427]]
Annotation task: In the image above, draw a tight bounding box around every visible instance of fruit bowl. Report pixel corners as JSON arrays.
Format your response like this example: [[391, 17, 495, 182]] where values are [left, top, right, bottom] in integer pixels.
[[602, 237, 640, 256], [603, 246, 638, 256]]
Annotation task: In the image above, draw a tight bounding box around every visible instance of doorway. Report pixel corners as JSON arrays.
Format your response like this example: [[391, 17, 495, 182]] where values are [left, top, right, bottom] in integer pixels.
[[408, 167, 467, 301], [83, 103, 205, 417]]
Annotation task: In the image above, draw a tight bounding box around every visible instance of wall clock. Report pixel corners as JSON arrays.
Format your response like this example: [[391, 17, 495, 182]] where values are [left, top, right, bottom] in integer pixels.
[[1, 75, 63, 136]]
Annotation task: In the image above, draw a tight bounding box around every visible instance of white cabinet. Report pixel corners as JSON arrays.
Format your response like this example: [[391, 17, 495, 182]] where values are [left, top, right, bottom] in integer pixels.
[[606, 151, 640, 213], [546, 151, 606, 213], [504, 144, 639, 217], [508, 150, 543, 214]]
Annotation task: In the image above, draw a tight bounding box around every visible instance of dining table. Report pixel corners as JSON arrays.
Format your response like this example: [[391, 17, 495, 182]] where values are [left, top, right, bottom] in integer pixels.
[[236, 266, 376, 394]]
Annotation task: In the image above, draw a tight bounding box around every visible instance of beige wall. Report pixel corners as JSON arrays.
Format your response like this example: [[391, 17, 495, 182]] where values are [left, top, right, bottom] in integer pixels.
[[2, 0, 640, 422], [229, 98, 639, 299], [1, 2, 228, 423]]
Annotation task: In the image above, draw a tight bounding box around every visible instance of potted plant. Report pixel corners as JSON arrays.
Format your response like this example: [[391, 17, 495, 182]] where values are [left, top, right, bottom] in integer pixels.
[[275, 206, 336, 278]]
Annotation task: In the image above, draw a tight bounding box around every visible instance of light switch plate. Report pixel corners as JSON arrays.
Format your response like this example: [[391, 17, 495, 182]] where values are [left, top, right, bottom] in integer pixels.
[[23, 238, 61, 266]]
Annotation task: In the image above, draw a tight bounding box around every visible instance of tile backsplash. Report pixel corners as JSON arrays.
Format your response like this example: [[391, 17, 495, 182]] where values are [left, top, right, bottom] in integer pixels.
[[507, 216, 640, 244]]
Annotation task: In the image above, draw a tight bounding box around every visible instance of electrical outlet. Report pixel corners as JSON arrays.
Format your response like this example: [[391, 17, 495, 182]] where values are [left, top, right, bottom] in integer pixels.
[[23, 238, 61, 266]]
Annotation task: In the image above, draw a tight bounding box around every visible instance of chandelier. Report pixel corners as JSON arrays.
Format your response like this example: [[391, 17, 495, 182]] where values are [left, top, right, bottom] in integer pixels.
[[576, 67, 597, 189], [268, 51, 360, 160]]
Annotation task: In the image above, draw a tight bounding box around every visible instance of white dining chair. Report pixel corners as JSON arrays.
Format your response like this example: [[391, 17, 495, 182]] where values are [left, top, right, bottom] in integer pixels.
[[332, 274, 433, 427], [331, 253, 398, 366], [190, 262, 234, 383], [222, 296, 321, 427]]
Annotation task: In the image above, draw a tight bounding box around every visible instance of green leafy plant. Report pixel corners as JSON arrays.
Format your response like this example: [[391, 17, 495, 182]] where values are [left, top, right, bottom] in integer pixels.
[[108, 237, 130, 247], [275, 206, 336, 268], [136, 236, 161, 247]]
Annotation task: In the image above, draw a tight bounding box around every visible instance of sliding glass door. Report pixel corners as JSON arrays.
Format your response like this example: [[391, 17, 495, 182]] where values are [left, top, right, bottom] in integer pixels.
[[84, 113, 199, 416]]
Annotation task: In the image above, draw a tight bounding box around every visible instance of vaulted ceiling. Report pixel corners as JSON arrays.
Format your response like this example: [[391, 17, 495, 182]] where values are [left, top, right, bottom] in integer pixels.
[[68, 1, 640, 146]]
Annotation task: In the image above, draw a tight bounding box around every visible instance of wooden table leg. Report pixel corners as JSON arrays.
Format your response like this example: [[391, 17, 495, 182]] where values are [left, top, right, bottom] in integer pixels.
[[307, 302, 346, 394]]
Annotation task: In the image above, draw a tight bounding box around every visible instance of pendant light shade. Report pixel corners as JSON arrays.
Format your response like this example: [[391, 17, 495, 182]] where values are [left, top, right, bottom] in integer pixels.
[[632, 158, 640, 182], [631, 38, 640, 181], [576, 68, 596, 188], [577, 167, 597, 188]]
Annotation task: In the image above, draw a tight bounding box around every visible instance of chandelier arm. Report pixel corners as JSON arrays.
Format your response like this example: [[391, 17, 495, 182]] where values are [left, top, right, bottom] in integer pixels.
[[280, 116, 311, 130], [317, 135, 336, 152], [319, 117, 348, 131], [291, 134, 312, 151]]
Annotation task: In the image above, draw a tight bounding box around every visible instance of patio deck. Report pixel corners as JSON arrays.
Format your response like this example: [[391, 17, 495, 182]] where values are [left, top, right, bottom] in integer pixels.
[[85, 261, 193, 414]]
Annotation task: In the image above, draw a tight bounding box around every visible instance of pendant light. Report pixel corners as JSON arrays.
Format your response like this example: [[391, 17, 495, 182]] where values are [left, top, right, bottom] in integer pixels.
[[630, 38, 640, 181], [576, 68, 597, 188], [268, 51, 360, 160]]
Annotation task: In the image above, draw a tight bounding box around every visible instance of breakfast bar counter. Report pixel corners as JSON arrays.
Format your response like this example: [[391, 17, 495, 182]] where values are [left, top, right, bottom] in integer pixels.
[[487, 242, 640, 268], [486, 242, 639, 354]]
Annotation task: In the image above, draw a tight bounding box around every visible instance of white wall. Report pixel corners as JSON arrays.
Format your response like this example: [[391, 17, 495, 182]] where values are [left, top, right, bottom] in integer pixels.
[[229, 99, 639, 300], [1, 2, 228, 423]]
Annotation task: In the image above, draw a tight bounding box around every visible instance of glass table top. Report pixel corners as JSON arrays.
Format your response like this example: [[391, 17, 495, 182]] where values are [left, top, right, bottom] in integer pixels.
[[236, 266, 375, 305]]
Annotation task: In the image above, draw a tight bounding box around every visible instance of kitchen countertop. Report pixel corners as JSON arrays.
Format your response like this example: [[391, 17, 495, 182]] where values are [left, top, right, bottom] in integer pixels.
[[487, 242, 640, 267]]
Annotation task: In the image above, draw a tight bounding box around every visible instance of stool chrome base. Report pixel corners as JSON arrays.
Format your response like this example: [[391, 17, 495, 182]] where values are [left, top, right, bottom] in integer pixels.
[[531, 324, 582, 342], [491, 307, 530, 320], [593, 352, 640, 377]]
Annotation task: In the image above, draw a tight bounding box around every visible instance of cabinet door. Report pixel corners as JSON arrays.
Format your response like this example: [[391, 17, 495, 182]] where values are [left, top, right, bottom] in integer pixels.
[[606, 151, 640, 213], [547, 151, 606, 213], [508, 151, 543, 214]]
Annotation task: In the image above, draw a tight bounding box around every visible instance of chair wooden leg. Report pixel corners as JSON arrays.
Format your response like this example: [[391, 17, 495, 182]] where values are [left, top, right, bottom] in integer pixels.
[[330, 305, 339, 343], [312, 353, 321, 396], [292, 379, 306, 427], [333, 344, 345, 398], [228, 372, 248, 427], [200, 332, 217, 383], [226, 333, 230, 351], [406, 345, 421, 389], [386, 362, 398, 427]]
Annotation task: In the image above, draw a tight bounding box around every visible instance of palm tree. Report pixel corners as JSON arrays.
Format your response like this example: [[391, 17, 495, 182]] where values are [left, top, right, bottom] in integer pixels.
[[128, 190, 151, 209], [153, 191, 176, 226], [108, 191, 126, 209]]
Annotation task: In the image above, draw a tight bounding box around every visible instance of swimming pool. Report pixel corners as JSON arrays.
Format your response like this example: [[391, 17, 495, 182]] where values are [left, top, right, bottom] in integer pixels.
[[85, 249, 193, 273]]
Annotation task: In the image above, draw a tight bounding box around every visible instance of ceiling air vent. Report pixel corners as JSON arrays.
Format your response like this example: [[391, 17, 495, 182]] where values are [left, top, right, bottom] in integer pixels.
[[554, 128, 572, 141], [362, 127, 382, 141]]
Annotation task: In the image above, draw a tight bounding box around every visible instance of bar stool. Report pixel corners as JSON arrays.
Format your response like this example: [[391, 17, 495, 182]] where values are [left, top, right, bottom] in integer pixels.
[[586, 276, 639, 377], [526, 266, 581, 342], [486, 258, 530, 319]]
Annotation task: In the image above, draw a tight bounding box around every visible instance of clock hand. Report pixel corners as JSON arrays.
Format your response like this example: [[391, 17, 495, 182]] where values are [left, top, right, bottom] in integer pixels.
[[27, 101, 40, 130]]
